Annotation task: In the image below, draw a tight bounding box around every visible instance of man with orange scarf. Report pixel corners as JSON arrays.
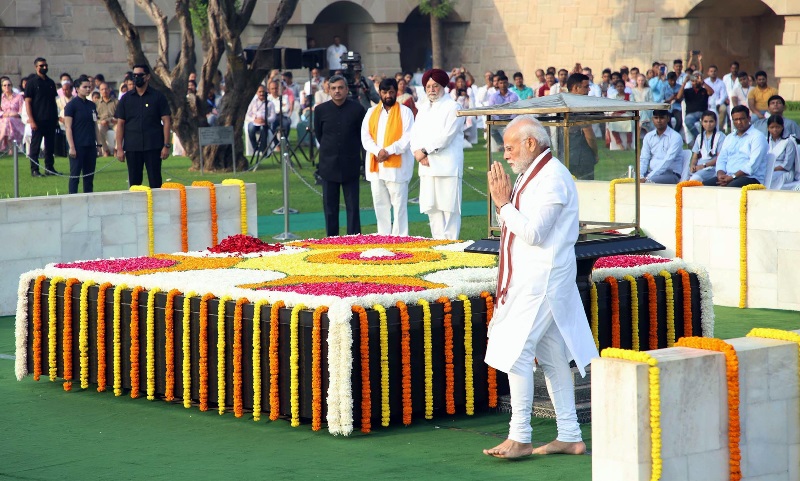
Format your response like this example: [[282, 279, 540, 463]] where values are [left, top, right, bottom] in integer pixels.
[[360, 78, 415, 236]]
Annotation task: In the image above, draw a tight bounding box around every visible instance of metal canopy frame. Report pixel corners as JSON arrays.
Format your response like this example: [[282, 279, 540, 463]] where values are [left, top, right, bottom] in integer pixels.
[[458, 93, 670, 240]]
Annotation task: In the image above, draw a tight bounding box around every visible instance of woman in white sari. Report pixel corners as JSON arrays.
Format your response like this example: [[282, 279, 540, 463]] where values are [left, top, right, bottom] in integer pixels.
[[765, 115, 798, 190]]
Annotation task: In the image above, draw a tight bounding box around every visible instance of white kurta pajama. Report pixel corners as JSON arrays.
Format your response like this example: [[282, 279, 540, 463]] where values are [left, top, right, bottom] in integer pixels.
[[360, 103, 415, 236], [409, 94, 465, 240], [486, 149, 598, 445]]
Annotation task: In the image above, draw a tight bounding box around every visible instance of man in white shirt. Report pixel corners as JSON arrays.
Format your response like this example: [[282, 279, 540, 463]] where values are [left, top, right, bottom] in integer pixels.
[[302, 68, 323, 106], [245, 85, 275, 153], [409, 69, 465, 240], [360, 78, 415, 236], [582, 68, 602, 97], [639, 110, 684, 184], [266, 80, 292, 139], [704, 65, 727, 131], [326, 36, 347, 76], [703, 105, 768, 187], [731, 71, 752, 108], [721, 61, 740, 131]]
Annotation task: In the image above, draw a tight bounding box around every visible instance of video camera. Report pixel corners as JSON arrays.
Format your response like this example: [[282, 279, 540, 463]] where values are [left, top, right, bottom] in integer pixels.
[[339, 51, 364, 99]]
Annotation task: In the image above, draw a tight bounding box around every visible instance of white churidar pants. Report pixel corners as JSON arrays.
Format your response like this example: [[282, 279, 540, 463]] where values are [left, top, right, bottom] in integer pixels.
[[419, 176, 461, 240], [506, 305, 582, 445], [370, 179, 409, 236]]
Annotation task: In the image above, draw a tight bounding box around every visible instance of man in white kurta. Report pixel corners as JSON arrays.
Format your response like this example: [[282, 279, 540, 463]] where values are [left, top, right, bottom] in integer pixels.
[[360, 78, 415, 236], [409, 69, 465, 240], [483, 115, 598, 459]]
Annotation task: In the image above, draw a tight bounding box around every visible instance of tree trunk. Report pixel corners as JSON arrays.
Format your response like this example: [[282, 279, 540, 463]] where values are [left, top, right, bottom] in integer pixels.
[[101, 0, 298, 171], [429, 1, 443, 69]]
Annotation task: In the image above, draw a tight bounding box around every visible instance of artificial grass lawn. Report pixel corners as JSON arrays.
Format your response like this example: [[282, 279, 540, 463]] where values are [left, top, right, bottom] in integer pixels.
[[1, 306, 797, 480]]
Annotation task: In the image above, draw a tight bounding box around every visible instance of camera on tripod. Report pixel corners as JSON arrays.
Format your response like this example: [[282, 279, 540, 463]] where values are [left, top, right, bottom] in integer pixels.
[[339, 51, 363, 99]]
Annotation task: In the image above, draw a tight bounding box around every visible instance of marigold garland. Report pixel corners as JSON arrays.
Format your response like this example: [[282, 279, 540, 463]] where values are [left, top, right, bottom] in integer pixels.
[[675, 180, 702, 258], [162, 182, 188, 252], [675, 337, 741, 481], [47, 277, 64, 382], [395, 301, 412, 425], [643, 273, 658, 350], [624, 275, 640, 351], [481, 292, 498, 408], [164, 289, 181, 401], [458, 295, 475, 416], [353, 305, 372, 431], [222, 179, 247, 234], [659, 271, 675, 347], [62, 278, 80, 391], [416, 299, 434, 418], [251, 300, 268, 421], [191, 181, 218, 246], [269, 300, 285, 421], [605, 277, 621, 348], [144, 288, 160, 400], [676, 269, 692, 338], [199, 293, 215, 411], [79, 280, 97, 389], [601, 348, 662, 481], [373, 304, 391, 427], [609, 177, 635, 222], [289, 303, 306, 427], [31, 275, 45, 381], [94, 282, 112, 392], [129, 286, 144, 398], [130, 185, 155, 256], [311, 306, 328, 430], [437, 296, 456, 415], [590, 283, 599, 349], [738, 184, 765, 308], [112, 284, 128, 396], [182, 292, 197, 408], [233, 297, 248, 418], [217, 295, 232, 415]]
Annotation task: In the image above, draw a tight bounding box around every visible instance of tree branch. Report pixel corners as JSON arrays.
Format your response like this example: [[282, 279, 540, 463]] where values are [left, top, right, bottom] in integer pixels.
[[134, 0, 171, 82], [99, 0, 151, 69], [172, 0, 196, 88]]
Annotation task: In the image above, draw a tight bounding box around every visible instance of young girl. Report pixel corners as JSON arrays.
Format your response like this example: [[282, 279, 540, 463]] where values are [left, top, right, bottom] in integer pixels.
[[689, 111, 725, 183], [632, 74, 654, 135], [606, 80, 633, 150], [766, 115, 798, 190]]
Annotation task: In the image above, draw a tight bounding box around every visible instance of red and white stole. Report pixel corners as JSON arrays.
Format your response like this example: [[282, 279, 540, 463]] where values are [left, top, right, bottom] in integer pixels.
[[496, 149, 553, 305]]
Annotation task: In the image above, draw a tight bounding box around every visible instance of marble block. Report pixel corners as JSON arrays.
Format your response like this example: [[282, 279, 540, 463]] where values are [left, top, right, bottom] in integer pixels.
[[60, 195, 90, 233], [88, 192, 124, 216]]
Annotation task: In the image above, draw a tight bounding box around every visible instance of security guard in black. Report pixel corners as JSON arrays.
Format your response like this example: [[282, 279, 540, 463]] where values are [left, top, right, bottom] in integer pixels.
[[114, 66, 171, 188]]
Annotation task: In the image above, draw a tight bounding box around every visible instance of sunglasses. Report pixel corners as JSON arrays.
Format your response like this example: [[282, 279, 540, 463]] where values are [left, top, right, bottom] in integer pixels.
[[37, 64, 48, 68], [132, 73, 147, 78]]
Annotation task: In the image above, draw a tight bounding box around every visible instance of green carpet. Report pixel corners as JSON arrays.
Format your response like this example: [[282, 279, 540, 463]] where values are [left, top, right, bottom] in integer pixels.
[[1, 306, 797, 480]]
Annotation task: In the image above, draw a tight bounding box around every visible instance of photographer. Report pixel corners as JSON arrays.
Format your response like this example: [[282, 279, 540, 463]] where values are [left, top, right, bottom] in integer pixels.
[[352, 71, 379, 110]]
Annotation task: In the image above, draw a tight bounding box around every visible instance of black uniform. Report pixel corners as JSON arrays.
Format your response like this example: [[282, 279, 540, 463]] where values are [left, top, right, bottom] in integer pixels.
[[64, 96, 98, 193], [313, 98, 366, 236], [24, 75, 59, 175], [114, 86, 170, 188]]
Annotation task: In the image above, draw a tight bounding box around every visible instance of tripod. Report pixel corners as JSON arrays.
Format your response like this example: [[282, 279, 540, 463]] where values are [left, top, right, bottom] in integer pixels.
[[294, 69, 321, 166]]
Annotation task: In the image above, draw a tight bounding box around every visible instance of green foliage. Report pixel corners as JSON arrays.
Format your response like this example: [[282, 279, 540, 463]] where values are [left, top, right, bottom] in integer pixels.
[[786, 101, 800, 111], [418, 0, 454, 19], [189, 0, 209, 35]]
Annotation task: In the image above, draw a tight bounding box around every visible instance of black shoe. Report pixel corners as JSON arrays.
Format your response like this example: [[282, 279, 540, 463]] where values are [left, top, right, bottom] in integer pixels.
[[31, 171, 43, 177], [43, 169, 60, 176]]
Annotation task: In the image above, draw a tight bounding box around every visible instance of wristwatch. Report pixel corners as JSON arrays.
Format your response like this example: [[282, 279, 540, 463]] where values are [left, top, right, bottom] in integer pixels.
[[421, 148, 428, 157], [164, 143, 172, 148], [731, 173, 737, 178]]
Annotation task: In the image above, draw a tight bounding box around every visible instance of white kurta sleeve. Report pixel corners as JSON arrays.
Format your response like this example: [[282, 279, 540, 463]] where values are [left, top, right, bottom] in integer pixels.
[[498, 177, 567, 246], [360, 107, 382, 157], [424, 103, 463, 153]]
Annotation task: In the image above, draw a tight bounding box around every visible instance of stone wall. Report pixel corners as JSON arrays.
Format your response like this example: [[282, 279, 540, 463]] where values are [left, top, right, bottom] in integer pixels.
[[576, 181, 800, 311], [593, 334, 800, 480], [0, 183, 257, 316], [3, 0, 800, 99]]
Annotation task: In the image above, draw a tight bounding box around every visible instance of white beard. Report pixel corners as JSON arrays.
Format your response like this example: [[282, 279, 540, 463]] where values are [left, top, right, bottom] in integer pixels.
[[427, 92, 440, 102], [510, 156, 534, 174]]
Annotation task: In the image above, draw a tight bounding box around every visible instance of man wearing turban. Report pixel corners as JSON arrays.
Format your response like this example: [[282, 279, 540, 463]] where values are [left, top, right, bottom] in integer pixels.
[[409, 68, 466, 240]]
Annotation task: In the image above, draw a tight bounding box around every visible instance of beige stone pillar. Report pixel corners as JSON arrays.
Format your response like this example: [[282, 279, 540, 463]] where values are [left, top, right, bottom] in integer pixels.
[[347, 23, 401, 77], [776, 15, 800, 101]]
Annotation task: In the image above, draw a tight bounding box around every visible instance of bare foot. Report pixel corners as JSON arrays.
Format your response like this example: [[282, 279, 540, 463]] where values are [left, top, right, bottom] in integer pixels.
[[482, 439, 533, 459], [531, 439, 586, 455]]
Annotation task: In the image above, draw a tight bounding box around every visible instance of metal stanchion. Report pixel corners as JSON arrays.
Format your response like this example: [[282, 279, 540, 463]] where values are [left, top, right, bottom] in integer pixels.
[[13, 140, 19, 198], [272, 135, 298, 240]]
